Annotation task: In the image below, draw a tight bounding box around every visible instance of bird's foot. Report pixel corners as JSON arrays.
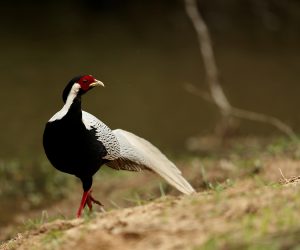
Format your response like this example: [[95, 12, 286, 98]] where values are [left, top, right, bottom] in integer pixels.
[[86, 190, 105, 212], [77, 189, 105, 218]]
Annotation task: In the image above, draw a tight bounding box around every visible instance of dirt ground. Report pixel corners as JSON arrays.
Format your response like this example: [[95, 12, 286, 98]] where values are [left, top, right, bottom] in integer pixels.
[[1, 166, 300, 250], [2, 175, 300, 249], [2, 138, 300, 250]]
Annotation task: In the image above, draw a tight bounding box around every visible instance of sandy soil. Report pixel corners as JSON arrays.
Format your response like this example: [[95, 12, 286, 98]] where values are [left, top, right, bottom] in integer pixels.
[[2, 175, 300, 250], [2, 139, 300, 250]]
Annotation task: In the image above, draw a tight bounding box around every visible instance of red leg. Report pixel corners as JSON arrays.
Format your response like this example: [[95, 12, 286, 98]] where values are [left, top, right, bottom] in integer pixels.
[[77, 189, 105, 218], [77, 190, 90, 218]]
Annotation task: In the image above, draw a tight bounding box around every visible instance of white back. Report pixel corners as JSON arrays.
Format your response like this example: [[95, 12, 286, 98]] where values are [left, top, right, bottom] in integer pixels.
[[82, 111, 120, 160]]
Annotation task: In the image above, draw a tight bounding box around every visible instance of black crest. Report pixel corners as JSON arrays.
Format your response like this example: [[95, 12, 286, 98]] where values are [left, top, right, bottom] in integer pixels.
[[62, 75, 84, 103]]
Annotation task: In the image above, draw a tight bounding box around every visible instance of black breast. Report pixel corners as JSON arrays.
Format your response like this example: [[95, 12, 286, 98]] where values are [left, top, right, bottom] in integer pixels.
[[43, 114, 108, 178]]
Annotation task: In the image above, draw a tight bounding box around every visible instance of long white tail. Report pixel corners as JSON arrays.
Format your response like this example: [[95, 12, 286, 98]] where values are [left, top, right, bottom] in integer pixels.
[[112, 129, 195, 195]]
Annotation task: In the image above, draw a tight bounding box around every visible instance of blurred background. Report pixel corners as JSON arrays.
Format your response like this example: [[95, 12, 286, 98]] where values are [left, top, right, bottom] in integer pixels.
[[0, 0, 300, 239]]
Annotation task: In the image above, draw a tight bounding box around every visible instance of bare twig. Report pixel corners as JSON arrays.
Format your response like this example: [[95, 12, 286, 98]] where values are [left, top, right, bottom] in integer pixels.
[[184, 0, 297, 141], [231, 107, 296, 139], [278, 168, 288, 183], [278, 168, 300, 185], [185, 0, 231, 116], [184, 83, 212, 102]]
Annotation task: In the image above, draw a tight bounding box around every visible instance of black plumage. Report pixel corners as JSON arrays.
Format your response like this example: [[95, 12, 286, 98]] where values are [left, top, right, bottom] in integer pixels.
[[43, 75, 195, 217]]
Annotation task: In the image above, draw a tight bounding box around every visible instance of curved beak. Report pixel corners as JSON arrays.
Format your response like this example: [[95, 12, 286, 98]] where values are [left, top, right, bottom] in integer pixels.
[[90, 80, 105, 88]]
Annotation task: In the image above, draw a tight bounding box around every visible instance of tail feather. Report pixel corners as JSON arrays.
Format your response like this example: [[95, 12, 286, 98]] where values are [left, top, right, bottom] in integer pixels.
[[113, 129, 195, 195]]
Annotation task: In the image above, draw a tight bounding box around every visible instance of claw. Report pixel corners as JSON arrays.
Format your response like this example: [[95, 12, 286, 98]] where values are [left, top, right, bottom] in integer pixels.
[[89, 193, 103, 206]]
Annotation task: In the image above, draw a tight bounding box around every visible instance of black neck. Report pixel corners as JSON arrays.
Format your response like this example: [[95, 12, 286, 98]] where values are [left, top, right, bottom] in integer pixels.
[[65, 95, 82, 121], [80, 176, 93, 191]]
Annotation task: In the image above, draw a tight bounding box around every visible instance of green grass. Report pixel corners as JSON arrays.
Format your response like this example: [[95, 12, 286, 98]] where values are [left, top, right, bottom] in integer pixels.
[[42, 229, 65, 249], [0, 159, 74, 209], [1, 136, 300, 248], [22, 210, 69, 233], [196, 184, 300, 250], [0, 136, 298, 213]]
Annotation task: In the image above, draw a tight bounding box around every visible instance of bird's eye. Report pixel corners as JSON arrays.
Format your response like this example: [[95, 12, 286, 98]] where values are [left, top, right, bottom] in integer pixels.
[[82, 79, 88, 83]]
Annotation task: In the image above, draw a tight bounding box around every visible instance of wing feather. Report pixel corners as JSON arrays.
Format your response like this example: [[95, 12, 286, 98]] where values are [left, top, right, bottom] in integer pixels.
[[82, 111, 120, 160], [82, 113, 195, 195], [107, 129, 195, 195]]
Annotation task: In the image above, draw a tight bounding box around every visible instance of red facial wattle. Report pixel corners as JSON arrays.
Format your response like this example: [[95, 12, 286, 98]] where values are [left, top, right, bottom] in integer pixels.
[[78, 75, 96, 91]]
